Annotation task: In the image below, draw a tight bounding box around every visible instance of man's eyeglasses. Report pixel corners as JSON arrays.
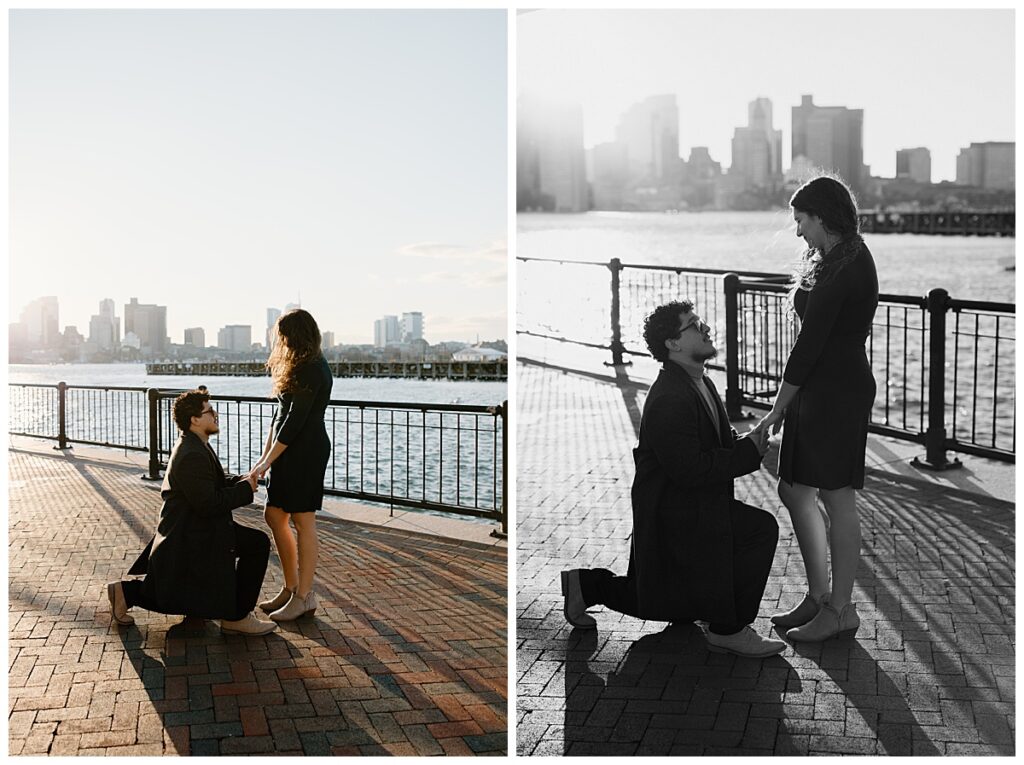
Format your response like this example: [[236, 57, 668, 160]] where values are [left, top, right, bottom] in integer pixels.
[[678, 318, 709, 336], [199, 407, 218, 418]]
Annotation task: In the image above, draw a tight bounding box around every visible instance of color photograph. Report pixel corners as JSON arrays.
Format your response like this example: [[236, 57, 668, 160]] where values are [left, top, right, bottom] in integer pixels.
[[9, 9, 508, 756]]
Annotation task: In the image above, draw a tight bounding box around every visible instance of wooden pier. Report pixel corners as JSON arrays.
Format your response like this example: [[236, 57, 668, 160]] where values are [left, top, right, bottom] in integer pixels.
[[858, 209, 1014, 236], [146, 360, 507, 381]]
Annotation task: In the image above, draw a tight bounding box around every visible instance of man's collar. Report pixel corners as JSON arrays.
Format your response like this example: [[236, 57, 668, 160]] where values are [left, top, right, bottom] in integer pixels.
[[664, 358, 706, 381]]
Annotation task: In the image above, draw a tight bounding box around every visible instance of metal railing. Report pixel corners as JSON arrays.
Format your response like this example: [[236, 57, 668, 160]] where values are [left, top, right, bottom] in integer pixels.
[[9, 384, 508, 532], [518, 256, 1014, 465]]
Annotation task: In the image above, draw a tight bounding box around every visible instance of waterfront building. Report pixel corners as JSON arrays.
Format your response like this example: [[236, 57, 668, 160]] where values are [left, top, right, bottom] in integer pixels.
[[682, 146, 722, 209], [955, 142, 1015, 190], [184, 327, 206, 348], [896, 147, 931, 184], [322, 331, 335, 351], [401, 312, 424, 343], [374, 315, 401, 347], [88, 298, 120, 352], [217, 325, 252, 353], [791, 95, 866, 191], [17, 296, 60, 350], [730, 97, 783, 192], [452, 346, 507, 362], [589, 141, 629, 210], [517, 94, 588, 212], [266, 307, 281, 349], [616, 94, 681, 184], [124, 297, 168, 356]]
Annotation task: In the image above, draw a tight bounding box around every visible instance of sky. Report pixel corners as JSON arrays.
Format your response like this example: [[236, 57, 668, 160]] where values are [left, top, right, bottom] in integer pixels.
[[10, 9, 507, 345], [518, 9, 1014, 184]]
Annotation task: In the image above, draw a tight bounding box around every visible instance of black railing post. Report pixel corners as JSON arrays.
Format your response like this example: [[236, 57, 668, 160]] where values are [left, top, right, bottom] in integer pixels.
[[606, 258, 630, 366], [144, 388, 162, 480], [723, 274, 745, 419], [491, 400, 508, 538], [912, 288, 962, 472], [56, 381, 68, 449]]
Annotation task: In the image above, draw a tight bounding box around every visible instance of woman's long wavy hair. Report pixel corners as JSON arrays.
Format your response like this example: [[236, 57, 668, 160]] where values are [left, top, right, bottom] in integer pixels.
[[267, 309, 322, 395], [790, 174, 862, 292]]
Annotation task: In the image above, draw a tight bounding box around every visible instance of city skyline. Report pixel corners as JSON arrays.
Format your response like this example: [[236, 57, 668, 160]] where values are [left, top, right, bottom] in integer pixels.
[[518, 9, 1013, 183], [10, 10, 507, 344], [11, 294, 485, 353]]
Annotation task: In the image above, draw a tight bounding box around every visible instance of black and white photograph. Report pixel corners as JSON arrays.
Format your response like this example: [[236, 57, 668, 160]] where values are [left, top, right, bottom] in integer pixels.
[[515, 8, 1014, 757], [8, 9, 508, 756]]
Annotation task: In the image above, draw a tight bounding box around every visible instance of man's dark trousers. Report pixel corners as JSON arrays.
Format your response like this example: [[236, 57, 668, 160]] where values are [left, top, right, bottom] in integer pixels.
[[122, 523, 270, 621], [579, 500, 778, 634]]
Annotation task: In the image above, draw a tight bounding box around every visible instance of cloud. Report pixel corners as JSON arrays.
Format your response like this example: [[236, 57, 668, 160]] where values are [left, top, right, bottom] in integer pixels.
[[398, 239, 507, 263], [419, 266, 506, 289]]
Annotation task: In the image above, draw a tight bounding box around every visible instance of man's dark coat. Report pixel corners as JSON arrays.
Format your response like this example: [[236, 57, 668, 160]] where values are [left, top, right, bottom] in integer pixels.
[[630, 362, 764, 624], [127, 431, 255, 618]]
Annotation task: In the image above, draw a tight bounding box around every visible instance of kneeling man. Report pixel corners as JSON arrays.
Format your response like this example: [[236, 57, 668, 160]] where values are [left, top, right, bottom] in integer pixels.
[[107, 389, 276, 635], [562, 300, 784, 658]]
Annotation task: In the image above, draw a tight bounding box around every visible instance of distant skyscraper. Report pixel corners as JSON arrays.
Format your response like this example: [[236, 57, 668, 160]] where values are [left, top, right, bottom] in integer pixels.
[[374, 315, 401, 347], [321, 331, 335, 351], [896, 147, 931, 184], [20, 296, 60, 349], [401, 312, 424, 343], [589, 142, 630, 210], [955, 142, 1015, 189], [266, 307, 282, 349], [730, 97, 783, 191], [791, 95, 866, 191], [184, 327, 206, 348], [124, 298, 168, 355], [217, 325, 252, 352], [517, 94, 588, 212], [615, 94, 680, 183], [88, 298, 120, 351]]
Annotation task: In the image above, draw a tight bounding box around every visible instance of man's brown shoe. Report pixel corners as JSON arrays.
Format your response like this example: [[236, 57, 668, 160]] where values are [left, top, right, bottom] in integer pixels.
[[220, 611, 278, 635]]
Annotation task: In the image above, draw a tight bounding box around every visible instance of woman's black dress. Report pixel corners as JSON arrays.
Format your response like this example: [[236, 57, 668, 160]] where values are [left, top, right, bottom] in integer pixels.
[[266, 356, 333, 513], [778, 239, 878, 490]]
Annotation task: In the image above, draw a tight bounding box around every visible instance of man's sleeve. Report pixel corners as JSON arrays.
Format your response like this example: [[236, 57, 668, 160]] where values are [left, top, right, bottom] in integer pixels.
[[645, 394, 763, 488], [173, 451, 254, 516]]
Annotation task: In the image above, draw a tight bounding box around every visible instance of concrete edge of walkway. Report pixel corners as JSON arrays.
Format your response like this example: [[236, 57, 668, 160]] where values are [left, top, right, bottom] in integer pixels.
[[6, 435, 507, 552]]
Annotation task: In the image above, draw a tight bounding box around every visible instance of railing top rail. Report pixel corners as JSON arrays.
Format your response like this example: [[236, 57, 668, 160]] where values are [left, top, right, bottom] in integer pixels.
[[8, 383, 152, 392], [517, 254, 785, 280], [8, 383, 504, 414], [153, 390, 503, 414], [949, 298, 1016, 314]]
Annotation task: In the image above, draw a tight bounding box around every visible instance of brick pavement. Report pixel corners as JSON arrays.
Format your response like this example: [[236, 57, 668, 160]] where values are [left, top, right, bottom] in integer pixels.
[[516, 360, 1014, 756], [9, 448, 507, 756]]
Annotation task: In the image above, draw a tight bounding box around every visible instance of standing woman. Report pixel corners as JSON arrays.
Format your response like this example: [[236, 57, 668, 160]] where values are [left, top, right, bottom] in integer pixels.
[[754, 176, 878, 642], [250, 309, 333, 621]]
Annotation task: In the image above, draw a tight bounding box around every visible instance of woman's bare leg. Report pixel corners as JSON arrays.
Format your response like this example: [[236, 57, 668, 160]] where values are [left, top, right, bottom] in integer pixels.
[[818, 487, 860, 611], [292, 513, 319, 599], [778, 480, 830, 599], [264, 505, 299, 591]]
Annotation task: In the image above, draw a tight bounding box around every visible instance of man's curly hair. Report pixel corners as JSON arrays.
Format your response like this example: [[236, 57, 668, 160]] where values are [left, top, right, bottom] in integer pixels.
[[172, 390, 210, 432], [643, 300, 694, 361]]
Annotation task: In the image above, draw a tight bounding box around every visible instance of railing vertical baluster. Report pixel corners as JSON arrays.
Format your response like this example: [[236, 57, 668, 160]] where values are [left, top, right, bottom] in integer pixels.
[[498, 401, 508, 537], [56, 381, 68, 450], [608, 258, 627, 366], [723, 274, 743, 419], [146, 389, 161, 480], [913, 288, 961, 471]]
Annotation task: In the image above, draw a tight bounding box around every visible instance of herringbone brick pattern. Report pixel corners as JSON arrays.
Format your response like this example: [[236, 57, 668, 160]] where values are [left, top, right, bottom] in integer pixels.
[[516, 361, 1014, 756], [9, 449, 507, 755]]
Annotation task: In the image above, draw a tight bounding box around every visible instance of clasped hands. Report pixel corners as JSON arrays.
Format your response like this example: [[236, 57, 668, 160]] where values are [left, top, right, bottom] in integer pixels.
[[240, 460, 271, 491], [745, 407, 786, 456]]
